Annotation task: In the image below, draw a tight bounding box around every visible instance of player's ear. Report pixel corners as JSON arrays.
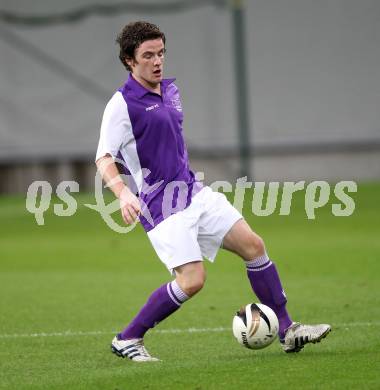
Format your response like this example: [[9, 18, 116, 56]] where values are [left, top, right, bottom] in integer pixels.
[[125, 56, 135, 70]]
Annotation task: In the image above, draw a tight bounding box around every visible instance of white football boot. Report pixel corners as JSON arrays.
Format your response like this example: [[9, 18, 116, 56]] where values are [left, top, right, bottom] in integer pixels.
[[281, 322, 331, 353], [111, 336, 160, 362]]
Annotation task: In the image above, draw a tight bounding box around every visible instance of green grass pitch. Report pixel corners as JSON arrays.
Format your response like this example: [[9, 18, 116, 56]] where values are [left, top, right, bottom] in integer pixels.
[[1, 183, 379, 389]]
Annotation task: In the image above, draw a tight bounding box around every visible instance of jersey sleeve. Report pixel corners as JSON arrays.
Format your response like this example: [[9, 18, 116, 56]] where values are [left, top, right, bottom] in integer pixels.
[[95, 92, 132, 162]]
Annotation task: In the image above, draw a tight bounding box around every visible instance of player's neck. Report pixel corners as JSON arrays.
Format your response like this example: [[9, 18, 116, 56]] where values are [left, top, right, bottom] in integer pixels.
[[132, 74, 161, 95]]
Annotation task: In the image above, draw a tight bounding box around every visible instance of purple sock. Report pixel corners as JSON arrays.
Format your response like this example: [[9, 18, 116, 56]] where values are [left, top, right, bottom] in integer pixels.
[[246, 254, 292, 341], [119, 280, 189, 340]]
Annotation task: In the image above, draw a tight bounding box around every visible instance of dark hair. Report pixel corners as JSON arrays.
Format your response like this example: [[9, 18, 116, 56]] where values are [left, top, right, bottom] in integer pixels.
[[116, 21, 166, 71]]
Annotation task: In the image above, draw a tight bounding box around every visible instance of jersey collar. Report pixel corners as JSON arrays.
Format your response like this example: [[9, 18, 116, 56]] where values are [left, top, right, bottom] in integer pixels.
[[126, 73, 176, 99]]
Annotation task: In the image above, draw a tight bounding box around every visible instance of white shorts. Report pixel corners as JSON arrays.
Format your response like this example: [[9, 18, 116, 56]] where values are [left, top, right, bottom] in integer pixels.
[[147, 186, 243, 274]]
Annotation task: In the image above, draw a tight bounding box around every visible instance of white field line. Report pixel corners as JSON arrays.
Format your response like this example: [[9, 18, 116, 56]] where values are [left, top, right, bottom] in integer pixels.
[[0, 322, 379, 340]]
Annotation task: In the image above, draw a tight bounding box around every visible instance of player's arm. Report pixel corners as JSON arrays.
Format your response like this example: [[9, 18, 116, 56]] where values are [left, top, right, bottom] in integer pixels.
[[96, 154, 141, 225], [96, 93, 140, 225]]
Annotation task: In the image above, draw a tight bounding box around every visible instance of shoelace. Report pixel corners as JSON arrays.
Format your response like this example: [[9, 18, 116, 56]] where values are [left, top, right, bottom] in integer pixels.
[[289, 323, 315, 338], [290, 322, 301, 331], [284, 322, 300, 337]]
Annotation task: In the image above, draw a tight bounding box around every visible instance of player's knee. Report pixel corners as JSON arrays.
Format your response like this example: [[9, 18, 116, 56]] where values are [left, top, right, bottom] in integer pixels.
[[245, 234, 266, 260], [253, 235, 266, 255], [179, 270, 206, 297], [185, 279, 205, 297]]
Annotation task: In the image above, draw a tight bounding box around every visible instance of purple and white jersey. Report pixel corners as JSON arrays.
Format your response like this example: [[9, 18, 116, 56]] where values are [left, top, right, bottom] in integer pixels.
[[96, 74, 202, 231]]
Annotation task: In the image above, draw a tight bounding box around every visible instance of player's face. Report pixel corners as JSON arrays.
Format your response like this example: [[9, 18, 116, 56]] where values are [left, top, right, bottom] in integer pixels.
[[127, 38, 165, 90]]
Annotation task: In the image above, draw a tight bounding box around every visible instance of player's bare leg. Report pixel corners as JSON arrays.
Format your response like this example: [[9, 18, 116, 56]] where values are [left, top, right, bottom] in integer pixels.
[[222, 219, 330, 352], [175, 261, 206, 297]]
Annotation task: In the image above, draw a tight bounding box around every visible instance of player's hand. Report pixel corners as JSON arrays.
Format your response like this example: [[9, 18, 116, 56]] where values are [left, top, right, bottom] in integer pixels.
[[119, 186, 141, 225]]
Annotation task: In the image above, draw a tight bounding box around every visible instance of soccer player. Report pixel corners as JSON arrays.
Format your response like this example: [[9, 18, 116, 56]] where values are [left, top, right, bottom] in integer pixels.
[[95, 21, 330, 362]]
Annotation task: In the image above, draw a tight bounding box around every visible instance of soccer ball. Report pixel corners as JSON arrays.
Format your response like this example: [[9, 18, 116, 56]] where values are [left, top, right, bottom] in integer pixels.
[[232, 303, 279, 349]]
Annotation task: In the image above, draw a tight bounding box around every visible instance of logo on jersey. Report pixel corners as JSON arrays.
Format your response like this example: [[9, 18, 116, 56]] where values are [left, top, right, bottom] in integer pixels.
[[145, 103, 159, 112], [171, 98, 182, 112]]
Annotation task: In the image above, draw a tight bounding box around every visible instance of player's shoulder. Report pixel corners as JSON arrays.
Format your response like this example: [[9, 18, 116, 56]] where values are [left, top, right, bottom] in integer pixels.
[[105, 90, 125, 108], [170, 82, 180, 92], [165, 79, 180, 96], [101, 91, 131, 124], [103, 91, 127, 114]]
